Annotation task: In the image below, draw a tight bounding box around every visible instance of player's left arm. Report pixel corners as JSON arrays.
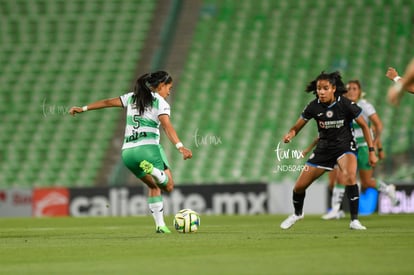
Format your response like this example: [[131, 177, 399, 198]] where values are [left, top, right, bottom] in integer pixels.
[[374, 131, 385, 160], [69, 97, 123, 115], [283, 117, 307, 143], [370, 113, 385, 160], [355, 115, 378, 167], [369, 113, 383, 145]]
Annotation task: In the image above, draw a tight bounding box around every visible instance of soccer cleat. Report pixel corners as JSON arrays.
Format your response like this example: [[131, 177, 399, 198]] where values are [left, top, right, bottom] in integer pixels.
[[349, 219, 367, 230], [386, 184, 400, 206], [280, 213, 304, 230], [321, 209, 346, 220], [156, 226, 171, 234], [140, 160, 154, 174]]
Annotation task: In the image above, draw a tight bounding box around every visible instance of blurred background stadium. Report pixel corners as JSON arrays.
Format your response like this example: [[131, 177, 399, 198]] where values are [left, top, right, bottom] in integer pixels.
[[1, 0, 414, 189]]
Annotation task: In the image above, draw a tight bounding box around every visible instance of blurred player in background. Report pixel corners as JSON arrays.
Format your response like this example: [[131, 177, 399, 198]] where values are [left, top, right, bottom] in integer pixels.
[[386, 59, 414, 105], [69, 71, 192, 233], [320, 80, 399, 220], [280, 71, 377, 231]]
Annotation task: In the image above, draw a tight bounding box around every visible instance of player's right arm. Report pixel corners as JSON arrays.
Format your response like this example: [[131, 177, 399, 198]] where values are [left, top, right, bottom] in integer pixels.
[[69, 97, 123, 116], [283, 117, 307, 143]]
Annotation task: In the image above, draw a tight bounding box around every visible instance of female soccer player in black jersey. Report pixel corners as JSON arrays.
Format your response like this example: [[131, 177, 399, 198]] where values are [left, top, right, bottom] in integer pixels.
[[280, 71, 377, 230]]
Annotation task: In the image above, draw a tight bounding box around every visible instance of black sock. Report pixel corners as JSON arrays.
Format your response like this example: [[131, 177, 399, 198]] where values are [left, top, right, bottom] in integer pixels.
[[346, 185, 359, 220], [328, 187, 333, 200], [293, 191, 305, 216]]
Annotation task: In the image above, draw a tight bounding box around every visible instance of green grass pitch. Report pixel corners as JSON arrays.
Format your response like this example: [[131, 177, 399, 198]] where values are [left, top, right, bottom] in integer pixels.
[[1, 214, 413, 275]]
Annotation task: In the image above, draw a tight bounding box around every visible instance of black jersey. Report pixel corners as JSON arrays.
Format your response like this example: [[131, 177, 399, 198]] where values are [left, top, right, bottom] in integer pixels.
[[302, 96, 362, 151]]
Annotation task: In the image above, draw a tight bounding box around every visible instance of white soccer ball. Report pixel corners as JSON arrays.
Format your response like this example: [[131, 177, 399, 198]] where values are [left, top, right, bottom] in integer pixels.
[[173, 209, 200, 233]]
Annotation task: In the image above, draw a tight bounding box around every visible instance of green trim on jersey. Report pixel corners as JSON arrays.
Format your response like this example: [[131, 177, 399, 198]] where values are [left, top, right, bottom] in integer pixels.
[[153, 98, 160, 109]]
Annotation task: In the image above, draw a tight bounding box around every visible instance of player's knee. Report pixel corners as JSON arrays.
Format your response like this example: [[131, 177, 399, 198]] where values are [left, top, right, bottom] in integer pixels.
[[343, 173, 357, 185], [141, 175, 159, 190], [293, 186, 306, 193], [146, 183, 159, 190], [165, 179, 174, 193]]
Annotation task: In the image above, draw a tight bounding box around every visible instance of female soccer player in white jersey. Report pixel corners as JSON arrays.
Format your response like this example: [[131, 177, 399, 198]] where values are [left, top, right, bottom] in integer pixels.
[[280, 71, 377, 230], [69, 71, 192, 233], [322, 80, 399, 220]]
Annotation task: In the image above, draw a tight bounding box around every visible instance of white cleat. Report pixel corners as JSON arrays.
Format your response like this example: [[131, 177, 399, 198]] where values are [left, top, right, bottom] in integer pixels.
[[349, 219, 367, 230], [322, 209, 345, 220], [386, 184, 400, 206], [280, 213, 304, 230]]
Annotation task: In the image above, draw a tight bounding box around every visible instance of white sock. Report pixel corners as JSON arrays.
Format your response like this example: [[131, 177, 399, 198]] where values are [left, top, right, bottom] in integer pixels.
[[331, 185, 345, 211], [148, 197, 165, 227], [150, 167, 168, 185]]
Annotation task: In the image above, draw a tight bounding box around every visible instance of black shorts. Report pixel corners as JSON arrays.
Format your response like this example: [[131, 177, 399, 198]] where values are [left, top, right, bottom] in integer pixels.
[[306, 140, 357, 170]]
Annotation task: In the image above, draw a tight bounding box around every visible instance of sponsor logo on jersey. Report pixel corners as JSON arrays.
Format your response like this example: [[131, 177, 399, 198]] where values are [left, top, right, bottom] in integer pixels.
[[318, 119, 344, 129]]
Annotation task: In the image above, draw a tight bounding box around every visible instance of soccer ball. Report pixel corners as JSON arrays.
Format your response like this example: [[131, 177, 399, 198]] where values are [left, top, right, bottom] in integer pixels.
[[173, 209, 200, 233]]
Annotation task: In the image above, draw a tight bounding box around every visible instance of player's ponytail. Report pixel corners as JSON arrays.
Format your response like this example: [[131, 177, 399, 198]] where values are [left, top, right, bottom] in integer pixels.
[[132, 73, 154, 115], [305, 78, 318, 95]]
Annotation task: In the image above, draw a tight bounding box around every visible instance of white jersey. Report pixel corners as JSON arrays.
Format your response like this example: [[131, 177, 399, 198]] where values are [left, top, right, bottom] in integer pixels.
[[120, 92, 170, 149], [353, 99, 376, 146]]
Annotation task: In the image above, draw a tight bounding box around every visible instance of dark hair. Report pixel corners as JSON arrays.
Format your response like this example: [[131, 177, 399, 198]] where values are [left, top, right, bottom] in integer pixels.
[[132, 71, 172, 115], [305, 71, 347, 97]]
